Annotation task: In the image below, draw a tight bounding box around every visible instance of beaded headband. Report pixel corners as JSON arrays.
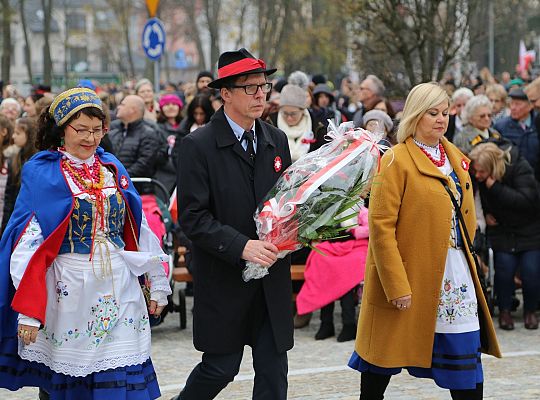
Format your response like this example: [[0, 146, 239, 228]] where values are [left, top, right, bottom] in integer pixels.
[[49, 87, 102, 126]]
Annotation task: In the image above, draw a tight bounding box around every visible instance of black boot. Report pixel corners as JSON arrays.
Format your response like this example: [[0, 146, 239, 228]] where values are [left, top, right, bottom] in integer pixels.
[[315, 322, 335, 340], [38, 388, 50, 400], [338, 290, 357, 342], [450, 382, 483, 400], [337, 323, 357, 342], [315, 303, 335, 340], [360, 371, 391, 400]]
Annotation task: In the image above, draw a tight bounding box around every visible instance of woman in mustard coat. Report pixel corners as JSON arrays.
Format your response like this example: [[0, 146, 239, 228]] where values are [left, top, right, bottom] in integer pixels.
[[348, 83, 501, 400]]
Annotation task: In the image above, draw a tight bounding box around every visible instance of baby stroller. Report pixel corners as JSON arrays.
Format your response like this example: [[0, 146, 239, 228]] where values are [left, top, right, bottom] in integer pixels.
[[474, 228, 495, 315], [131, 177, 175, 326]]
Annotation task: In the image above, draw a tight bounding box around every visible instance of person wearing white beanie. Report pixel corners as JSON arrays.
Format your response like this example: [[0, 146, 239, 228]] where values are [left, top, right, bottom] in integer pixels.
[[362, 109, 394, 137], [276, 84, 315, 162]]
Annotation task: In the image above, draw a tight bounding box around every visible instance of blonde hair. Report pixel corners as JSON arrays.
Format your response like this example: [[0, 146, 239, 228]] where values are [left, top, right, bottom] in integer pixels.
[[485, 84, 507, 101], [468, 142, 511, 181], [396, 82, 449, 143], [525, 77, 540, 97]]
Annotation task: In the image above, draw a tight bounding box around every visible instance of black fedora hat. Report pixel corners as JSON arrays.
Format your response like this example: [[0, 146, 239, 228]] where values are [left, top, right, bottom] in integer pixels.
[[208, 48, 277, 89]]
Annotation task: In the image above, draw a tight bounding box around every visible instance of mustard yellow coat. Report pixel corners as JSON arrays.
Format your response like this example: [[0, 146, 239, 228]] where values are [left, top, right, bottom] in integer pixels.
[[354, 136, 502, 368]]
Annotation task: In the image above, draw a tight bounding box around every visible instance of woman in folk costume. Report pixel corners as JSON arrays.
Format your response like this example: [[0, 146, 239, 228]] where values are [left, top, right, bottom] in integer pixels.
[[0, 87, 171, 400], [348, 83, 501, 400]]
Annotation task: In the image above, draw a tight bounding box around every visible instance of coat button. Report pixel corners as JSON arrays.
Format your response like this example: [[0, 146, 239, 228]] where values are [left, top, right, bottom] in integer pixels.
[[465, 209, 469, 214], [249, 173, 254, 181], [466, 182, 470, 189], [218, 244, 224, 251]]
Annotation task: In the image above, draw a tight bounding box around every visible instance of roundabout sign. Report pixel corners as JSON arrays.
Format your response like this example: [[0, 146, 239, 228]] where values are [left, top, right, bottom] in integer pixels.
[[142, 18, 166, 61]]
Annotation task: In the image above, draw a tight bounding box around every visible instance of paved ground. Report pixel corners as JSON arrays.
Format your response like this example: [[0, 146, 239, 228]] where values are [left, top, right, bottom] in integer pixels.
[[3, 286, 540, 399]]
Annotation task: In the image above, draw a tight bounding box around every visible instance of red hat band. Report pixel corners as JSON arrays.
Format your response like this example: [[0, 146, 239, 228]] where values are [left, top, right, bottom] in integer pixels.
[[218, 58, 267, 80]]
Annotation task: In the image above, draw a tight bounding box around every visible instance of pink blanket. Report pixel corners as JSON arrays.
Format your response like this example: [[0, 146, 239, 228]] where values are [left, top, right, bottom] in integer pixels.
[[296, 239, 368, 315]]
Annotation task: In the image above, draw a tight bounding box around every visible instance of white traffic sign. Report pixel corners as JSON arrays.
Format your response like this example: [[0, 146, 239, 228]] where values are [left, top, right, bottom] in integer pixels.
[[142, 18, 166, 61]]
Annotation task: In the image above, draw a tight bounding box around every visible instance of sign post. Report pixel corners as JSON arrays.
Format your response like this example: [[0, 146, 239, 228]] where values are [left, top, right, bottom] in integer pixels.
[[142, 17, 165, 94]]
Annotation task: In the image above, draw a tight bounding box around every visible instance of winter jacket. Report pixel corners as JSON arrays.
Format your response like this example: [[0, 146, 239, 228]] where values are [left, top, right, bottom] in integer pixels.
[[1, 157, 17, 233], [453, 125, 501, 155], [108, 118, 166, 179], [494, 111, 540, 180], [478, 145, 540, 252], [155, 122, 186, 197]]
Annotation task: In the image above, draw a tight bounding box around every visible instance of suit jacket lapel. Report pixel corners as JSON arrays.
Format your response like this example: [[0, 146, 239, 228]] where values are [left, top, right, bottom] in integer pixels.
[[253, 120, 278, 200], [254, 119, 276, 162], [213, 108, 254, 167]]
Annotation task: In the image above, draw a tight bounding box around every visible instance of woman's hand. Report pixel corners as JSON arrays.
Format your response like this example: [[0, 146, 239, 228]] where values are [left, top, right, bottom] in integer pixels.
[[485, 176, 496, 189], [148, 300, 165, 317], [391, 295, 412, 311], [18, 324, 39, 346], [486, 213, 498, 226]]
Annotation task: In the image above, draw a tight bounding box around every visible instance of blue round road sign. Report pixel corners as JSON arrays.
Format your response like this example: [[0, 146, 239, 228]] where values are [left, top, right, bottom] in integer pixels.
[[142, 18, 166, 61]]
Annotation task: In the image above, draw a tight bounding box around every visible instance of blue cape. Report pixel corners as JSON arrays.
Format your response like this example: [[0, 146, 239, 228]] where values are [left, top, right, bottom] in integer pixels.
[[0, 147, 142, 337]]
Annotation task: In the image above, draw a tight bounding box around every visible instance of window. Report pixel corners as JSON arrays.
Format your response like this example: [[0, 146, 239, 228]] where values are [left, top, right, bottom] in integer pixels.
[[69, 46, 88, 71], [66, 12, 86, 32], [100, 49, 110, 72]]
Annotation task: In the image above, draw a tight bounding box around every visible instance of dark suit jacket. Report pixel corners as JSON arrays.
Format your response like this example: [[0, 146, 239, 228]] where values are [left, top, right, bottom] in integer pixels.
[[177, 107, 294, 354]]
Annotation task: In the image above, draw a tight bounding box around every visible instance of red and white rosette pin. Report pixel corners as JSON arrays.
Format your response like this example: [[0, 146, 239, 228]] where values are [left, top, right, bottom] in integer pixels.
[[120, 175, 129, 189], [461, 158, 469, 171], [274, 156, 282, 172]]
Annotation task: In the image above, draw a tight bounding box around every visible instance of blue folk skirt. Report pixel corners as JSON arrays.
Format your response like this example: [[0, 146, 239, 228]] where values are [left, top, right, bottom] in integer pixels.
[[0, 336, 161, 400], [348, 330, 483, 390]]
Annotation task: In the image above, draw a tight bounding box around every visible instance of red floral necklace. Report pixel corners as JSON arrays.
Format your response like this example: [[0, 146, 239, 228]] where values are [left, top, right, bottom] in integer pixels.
[[414, 139, 446, 167], [62, 156, 104, 192], [60, 150, 107, 262]]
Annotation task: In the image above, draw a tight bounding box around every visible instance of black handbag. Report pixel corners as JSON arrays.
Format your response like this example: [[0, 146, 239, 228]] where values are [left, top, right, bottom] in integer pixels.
[[440, 181, 491, 350]]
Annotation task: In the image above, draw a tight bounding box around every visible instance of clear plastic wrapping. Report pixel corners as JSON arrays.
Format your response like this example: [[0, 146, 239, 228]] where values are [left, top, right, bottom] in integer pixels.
[[242, 122, 389, 281]]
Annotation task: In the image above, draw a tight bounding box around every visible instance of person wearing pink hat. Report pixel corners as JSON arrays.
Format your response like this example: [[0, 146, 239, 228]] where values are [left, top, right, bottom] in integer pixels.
[[155, 94, 184, 194]]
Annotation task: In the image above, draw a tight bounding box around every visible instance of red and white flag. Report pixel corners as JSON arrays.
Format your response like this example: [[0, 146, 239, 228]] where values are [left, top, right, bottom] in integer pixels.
[[519, 40, 536, 72]]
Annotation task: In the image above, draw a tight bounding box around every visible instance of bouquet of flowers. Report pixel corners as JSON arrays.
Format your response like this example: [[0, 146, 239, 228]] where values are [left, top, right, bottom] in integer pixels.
[[242, 121, 390, 281]]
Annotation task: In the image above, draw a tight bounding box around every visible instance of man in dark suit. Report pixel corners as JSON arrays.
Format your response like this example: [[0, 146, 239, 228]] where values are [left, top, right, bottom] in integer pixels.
[[172, 49, 293, 400]]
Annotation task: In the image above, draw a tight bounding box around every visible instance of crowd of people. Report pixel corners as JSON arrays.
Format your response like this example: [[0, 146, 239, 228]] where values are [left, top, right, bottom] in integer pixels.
[[0, 47, 538, 399]]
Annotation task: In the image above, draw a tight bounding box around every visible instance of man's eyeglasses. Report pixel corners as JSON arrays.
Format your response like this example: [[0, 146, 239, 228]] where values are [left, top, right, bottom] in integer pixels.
[[68, 125, 106, 139], [230, 82, 273, 95]]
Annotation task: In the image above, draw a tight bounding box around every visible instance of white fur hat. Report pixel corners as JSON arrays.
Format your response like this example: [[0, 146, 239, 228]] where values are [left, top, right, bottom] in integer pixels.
[[279, 84, 307, 109]]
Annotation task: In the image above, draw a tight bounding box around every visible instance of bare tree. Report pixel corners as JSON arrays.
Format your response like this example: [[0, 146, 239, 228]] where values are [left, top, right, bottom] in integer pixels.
[[348, 0, 477, 86], [62, 0, 69, 84], [203, 0, 221, 73], [41, 0, 53, 86], [256, 0, 293, 66], [234, 0, 249, 48], [19, 0, 33, 83], [1, 0, 12, 84], [279, 1, 350, 81], [106, 0, 136, 78], [181, 0, 207, 70]]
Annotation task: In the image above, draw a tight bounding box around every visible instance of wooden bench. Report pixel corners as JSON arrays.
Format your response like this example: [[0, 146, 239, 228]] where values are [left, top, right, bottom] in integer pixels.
[[291, 264, 305, 280], [172, 250, 305, 330]]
